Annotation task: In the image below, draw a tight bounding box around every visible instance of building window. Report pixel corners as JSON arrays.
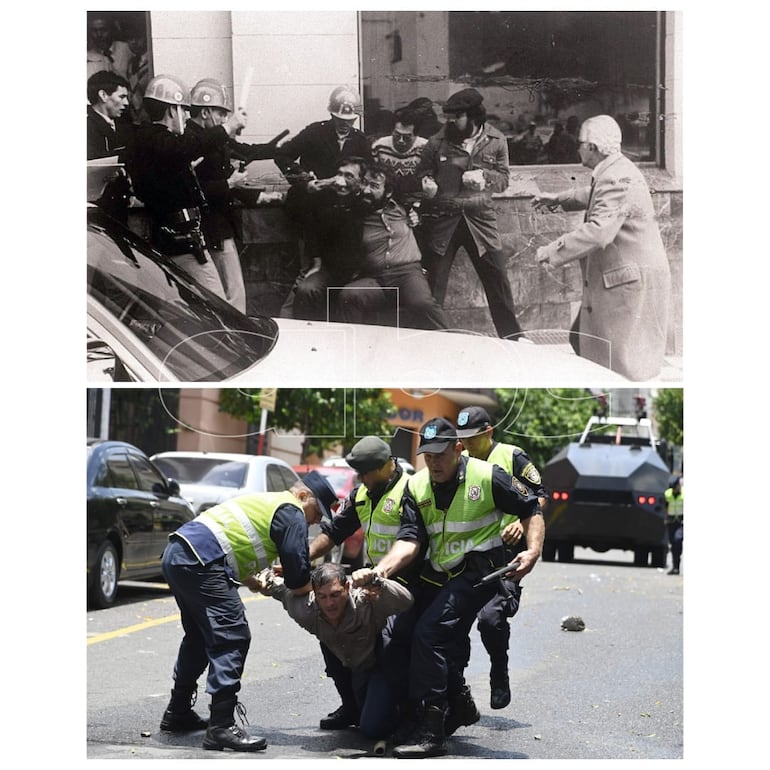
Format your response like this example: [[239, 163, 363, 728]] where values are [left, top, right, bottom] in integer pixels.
[[360, 10, 661, 165]]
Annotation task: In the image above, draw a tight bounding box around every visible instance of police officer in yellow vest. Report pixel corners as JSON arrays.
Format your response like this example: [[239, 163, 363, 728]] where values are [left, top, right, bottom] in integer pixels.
[[361, 418, 544, 758], [308, 436, 418, 731], [664, 476, 684, 575], [456, 405, 547, 712], [159, 470, 338, 752]]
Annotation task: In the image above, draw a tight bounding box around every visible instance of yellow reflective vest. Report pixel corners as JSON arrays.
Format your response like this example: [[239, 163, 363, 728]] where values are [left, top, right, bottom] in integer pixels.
[[664, 487, 683, 521], [355, 472, 410, 566], [407, 458, 503, 573], [198, 491, 296, 581]]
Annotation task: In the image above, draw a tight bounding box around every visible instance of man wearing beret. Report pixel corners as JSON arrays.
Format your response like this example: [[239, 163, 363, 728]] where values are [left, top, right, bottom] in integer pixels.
[[159, 471, 338, 752], [455, 406, 547, 711], [308, 436, 419, 731], [400, 87, 524, 340], [369, 418, 544, 757]]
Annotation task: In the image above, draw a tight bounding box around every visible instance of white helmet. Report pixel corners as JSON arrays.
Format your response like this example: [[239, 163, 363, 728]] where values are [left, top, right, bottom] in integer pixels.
[[327, 85, 362, 119], [144, 74, 190, 107], [191, 78, 233, 112]]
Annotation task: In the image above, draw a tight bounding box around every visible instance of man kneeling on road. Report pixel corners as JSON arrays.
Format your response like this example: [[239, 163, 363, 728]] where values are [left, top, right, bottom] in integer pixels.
[[256, 561, 413, 741]]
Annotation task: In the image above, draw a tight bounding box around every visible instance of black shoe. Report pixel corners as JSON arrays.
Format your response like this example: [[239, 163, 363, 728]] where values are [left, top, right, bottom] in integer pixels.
[[490, 675, 511, 710], [202, 724, 267, 752], [319, 704, 359, 730], [160, 707, 209, 732], [444, 685, 480, 736], [392, 705, 447, 759], [667, 568, 680, 575]]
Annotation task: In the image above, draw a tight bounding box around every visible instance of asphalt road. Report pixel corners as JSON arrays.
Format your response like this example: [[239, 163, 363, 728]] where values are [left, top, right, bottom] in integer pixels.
[[85, 548, 683, 762]]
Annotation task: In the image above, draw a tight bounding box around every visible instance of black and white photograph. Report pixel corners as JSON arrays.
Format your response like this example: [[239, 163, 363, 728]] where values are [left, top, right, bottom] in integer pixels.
[[86, 8, 682, 384]]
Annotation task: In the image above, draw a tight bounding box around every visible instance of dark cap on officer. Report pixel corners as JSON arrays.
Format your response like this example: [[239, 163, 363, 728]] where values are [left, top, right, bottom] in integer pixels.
[[455, 406, 492, 439], [301, 471, 339, 521], [345, 436, 392, 474], [443, 88, 484, 114], [416, 418, 458, 454]]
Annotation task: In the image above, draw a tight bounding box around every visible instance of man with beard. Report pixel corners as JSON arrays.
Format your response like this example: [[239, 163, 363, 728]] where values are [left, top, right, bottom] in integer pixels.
[[336, 162, 449, 330], [402, 88, 524, 340]]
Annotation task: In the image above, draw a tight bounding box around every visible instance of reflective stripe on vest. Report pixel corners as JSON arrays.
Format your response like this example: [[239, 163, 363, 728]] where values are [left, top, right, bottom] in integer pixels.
[[407, 458, 502, 572], [198, 491, 293, 580], [355, 472, 409, 565]]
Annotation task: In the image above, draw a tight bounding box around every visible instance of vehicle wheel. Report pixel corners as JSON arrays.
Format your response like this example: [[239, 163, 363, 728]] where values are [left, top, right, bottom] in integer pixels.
[[650, 545, 668, 568], [542, 541, 557, 562], [89, 541, 120, 609], [633, 548, 649, 567], [558, 543, 575, 562]]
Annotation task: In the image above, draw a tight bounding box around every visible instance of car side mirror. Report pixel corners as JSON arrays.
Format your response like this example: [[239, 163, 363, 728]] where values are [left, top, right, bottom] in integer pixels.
[[87, 339, 132, 381], [167, 479, 181, 496]]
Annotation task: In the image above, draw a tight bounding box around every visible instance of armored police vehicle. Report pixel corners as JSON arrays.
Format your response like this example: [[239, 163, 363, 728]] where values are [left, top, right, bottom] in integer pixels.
[[541, 415, 670, 567]]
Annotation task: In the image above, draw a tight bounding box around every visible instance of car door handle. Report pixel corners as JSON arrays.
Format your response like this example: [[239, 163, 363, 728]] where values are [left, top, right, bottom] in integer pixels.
[[116, 497, 127, 506], [150, 501, 159, 508]]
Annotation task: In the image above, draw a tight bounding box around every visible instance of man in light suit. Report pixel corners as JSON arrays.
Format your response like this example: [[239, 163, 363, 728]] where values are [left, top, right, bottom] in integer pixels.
[[532, 115, 671, 380]]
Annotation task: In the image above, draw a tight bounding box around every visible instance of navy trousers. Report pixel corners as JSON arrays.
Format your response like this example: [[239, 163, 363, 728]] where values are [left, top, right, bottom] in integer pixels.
[[161, 538, 251, 698]]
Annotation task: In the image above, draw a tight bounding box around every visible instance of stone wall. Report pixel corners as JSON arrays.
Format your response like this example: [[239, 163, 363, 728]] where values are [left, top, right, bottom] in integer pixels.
[[442, 165, 683, 355]]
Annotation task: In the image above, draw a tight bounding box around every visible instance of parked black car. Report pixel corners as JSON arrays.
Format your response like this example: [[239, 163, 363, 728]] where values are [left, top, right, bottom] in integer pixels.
[[87, 438, 195, 608]]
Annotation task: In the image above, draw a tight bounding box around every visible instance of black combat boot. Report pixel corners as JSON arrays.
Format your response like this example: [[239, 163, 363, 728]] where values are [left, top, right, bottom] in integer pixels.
[[160, 687, 209, 732], [392, 704, 448, 759], [319, 702, 360, 730], [489, 664, 511, 710], [202, 695, 267, 752], [444, 685, 480, 736]]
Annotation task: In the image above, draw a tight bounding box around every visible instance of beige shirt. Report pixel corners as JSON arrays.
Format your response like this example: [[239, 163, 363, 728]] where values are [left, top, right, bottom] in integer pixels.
[[270, 578, 413, 671]]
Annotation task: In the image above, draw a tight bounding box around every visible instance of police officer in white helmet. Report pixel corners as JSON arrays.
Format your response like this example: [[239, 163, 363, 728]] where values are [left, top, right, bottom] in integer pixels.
[[124, 74, 246, 300], [186, 78, 285, 312]]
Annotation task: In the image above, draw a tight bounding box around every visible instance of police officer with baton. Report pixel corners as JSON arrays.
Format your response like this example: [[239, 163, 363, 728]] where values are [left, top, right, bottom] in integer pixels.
[[125, 74, 246, 300]]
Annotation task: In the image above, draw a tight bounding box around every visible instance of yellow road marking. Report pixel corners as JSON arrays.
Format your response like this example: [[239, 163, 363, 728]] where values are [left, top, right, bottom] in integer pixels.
[[87, 594, 265, 646]]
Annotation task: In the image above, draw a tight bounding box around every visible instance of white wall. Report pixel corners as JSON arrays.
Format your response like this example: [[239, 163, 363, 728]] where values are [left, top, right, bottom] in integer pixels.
[[150, 10, 361, 184]]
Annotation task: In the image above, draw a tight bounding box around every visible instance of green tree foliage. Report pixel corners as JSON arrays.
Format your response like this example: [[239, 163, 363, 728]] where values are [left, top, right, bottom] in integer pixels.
[[491, 388, 599, 470], [652, 388, 683, 447], [218, 388, 395, 460]]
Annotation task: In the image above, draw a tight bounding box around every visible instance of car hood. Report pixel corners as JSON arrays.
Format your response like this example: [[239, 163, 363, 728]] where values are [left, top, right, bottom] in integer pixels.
[[230, 319, 630, 386]]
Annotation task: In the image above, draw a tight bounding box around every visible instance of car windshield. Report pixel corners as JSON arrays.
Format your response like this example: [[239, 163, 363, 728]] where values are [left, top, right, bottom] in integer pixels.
[[152, 456, 228, 483], [87, 210, 279, 381], [199, 461, 249, 488]]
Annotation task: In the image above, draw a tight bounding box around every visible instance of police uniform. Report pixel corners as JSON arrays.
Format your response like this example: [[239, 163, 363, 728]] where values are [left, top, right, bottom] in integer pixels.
[[456, 405, 547, 709], [126, 117, 233, 301], [391, 418, 540, 757], [185, 118, 278, 313], [664, 480, 684, 574], [160, 471, 337, 752]]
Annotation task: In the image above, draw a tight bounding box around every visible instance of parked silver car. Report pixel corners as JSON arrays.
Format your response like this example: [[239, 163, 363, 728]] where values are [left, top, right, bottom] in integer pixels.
[[149, 451, 301, 515]]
